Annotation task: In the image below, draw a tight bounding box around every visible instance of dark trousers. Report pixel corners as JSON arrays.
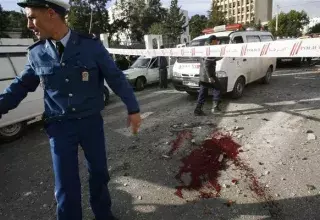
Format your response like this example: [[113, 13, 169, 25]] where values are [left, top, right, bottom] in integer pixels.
[[197, 82, 221, 106], [159, 68, 168, 88], [45, 114, 112, 220]]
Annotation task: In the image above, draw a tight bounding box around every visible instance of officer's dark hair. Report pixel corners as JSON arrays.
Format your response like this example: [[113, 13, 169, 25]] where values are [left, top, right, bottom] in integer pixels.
[[206, 35, 217, 44]]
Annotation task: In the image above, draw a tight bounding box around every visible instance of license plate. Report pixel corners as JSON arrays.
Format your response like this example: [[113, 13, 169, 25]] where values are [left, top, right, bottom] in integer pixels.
[[183, 81, 198, 87]]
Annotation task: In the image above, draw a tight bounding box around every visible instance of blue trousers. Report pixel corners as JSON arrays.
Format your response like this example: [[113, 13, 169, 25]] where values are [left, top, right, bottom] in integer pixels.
[[197, 84, 221, 106], [45, 113, 112, 220]]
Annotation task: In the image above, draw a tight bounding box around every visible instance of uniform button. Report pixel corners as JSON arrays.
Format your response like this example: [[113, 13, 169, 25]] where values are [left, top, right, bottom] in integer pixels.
[[72, 108, 76, 111], [65, 78, 69, 82], [61, 63, 65, 66], [69, 93, 73, 97]]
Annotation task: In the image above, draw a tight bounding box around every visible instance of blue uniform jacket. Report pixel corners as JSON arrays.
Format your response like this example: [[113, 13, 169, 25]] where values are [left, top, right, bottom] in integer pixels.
[[0, 31, 140, 121]]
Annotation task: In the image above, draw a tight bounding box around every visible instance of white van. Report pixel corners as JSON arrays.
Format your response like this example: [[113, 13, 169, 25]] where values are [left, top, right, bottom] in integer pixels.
[[124, 55, 173, 91], [0, 39, 110, 142], [172, 25, 277, 98]]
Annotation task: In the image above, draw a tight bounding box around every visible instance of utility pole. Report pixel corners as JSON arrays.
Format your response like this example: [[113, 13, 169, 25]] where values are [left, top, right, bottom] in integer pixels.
[[89, 4, 93, 34], [276, 4, 280, 34]]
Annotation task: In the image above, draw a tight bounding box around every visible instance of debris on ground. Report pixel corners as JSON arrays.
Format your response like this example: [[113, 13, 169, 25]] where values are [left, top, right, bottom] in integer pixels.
[[307, 185, 316, 191], [224, 200, 235, 207], [307, 133, 317, 141]]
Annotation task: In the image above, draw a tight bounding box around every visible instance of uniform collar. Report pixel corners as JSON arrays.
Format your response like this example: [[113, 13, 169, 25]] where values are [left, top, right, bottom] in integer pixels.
[[51, 28, 71, 47]]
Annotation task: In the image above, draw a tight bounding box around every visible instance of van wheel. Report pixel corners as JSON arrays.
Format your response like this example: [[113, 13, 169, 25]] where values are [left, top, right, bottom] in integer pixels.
[[135, 77, 145, 91], [0, 122, 26, 142], [232, 77, 245, 99], [261, 67, 273, 84], [103, 86, 110, 106]]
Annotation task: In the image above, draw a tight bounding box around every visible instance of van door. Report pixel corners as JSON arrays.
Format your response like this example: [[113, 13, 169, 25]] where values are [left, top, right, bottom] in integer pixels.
[[229, 35, 249, 87], [148, 57, 160, 83], [260, 34, 275, 77], [245, 35, 261, 83]]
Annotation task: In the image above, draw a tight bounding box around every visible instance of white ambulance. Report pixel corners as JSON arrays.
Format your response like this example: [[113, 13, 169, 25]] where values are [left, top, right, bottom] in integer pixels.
[[0, 39, 110, 142], [172, 24, 277, 98]]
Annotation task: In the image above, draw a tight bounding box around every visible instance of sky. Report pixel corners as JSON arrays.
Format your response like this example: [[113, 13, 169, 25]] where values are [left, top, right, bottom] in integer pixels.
[[1, 0, 320, 18]]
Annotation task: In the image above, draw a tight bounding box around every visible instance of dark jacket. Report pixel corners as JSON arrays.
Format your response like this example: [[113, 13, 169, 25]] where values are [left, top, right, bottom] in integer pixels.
[[158, 56, 168, 70], [0, 30, 140, 120], [199, 57, 217, 83]]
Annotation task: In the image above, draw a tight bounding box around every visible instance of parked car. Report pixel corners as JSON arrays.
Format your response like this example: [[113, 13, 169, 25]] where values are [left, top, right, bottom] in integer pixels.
[[124, 55, 174, 91]]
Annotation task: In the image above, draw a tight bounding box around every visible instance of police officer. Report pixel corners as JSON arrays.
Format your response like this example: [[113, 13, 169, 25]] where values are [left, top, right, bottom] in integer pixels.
[[0, 1, 141, 220], [194, 35, 222, 116], [158, 45, 168, 88]]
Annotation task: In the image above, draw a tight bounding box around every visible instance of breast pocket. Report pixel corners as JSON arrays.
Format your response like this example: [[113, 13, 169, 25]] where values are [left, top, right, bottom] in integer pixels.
[[36, 65, 59, 90], [72, 60, 100, 96]]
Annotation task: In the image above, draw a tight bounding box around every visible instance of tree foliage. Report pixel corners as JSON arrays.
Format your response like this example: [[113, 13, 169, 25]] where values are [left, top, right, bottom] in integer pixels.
[[148, 22, 166, 35], [189, 14, 208, 40], [163, 0, 186, 43], [0, 4, 9, 37], [0, 4, 33, 38], [68, 0, 110, 36], [114, 0, 167, 42], [309, 23, 320, 34], [268, 10, 309, 37], [207, 1, 227, 27]]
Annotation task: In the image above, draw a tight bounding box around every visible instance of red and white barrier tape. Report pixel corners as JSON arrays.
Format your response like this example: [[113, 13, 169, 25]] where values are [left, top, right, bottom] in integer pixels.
[[107, 38, 320, 58]]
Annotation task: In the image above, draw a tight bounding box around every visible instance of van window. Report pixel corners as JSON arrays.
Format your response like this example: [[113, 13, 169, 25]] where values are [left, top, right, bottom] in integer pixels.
[[150, 58, 159, 69], [0, 55, 17, 79], [233, 36, 244, 44], [190, 36, 230, 47], [260, 35, 274, 42], [246, 35, 261, 43]]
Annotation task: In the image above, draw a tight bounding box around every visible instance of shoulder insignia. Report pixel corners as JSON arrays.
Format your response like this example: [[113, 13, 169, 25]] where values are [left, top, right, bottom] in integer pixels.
[[77, 32, 99, 40], [27, 40, 45, 50]]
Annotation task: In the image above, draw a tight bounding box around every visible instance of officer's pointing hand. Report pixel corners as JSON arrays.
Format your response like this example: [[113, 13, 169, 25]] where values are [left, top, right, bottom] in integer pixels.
[[127, 113, 142, 135]]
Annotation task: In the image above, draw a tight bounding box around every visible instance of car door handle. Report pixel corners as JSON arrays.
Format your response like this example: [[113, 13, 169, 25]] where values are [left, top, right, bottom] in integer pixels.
[[243, 59, 247, 62], [233, 58, 235, 60]]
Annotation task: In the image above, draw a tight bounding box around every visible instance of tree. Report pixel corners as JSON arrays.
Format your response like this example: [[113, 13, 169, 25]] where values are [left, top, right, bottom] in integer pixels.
[[115, 0, 167, 42], [68, 0, 110, 36], [4, 10, 33, 38], [309, 23, 320, 34], [163, 0, 186, 44], [148, 22, 166, 35], [268, 10, 309, 37], [189, 14, 208, 39], [207, 1, 227, 27], [0, 4, 9, 37]]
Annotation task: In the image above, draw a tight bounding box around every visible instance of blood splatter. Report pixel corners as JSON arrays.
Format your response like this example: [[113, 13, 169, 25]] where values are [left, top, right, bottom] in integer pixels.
[[168, 130, 192, 156], [172, 130, 273, 203], [174, 132, 241, 199]]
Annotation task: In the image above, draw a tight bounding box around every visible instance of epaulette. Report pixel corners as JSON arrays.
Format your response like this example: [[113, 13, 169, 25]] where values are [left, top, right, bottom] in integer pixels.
[[27, 40, 45, 50], [77, 32, 99, 40]]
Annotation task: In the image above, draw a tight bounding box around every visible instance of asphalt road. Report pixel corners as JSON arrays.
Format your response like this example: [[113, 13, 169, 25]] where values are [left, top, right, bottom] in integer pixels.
[[1, 66, 320, 220]]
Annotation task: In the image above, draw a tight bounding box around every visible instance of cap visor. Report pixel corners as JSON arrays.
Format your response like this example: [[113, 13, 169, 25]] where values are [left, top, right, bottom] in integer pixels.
[[17, 2, 47, 8]]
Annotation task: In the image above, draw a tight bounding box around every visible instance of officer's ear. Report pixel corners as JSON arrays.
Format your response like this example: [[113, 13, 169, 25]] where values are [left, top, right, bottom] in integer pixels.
[[47, 8, 59, 20]]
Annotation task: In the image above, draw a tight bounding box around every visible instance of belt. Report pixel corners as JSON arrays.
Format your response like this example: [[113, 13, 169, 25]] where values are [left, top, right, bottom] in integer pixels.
[[42, 113, 65, 124]]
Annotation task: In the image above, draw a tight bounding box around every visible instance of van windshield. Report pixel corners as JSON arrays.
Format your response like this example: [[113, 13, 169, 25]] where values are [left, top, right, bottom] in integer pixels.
[[177, 36, 230, 63], [130, 57, 151, 68], [190, 36, 230, 47]]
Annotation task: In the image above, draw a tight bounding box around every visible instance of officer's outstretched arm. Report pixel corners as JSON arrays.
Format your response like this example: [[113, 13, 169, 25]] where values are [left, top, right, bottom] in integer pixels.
[[0, 56, 40, 116], [95, 42, 140, 115]]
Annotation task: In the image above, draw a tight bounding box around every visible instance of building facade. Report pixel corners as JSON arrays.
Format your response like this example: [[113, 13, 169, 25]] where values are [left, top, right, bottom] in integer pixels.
[[213, 0, 273, 25]]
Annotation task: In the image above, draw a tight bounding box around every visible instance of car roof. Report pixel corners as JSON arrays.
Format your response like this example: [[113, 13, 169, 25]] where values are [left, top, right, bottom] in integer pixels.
[[192, 30, 273, 41], [193, 31, 234, 40]]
